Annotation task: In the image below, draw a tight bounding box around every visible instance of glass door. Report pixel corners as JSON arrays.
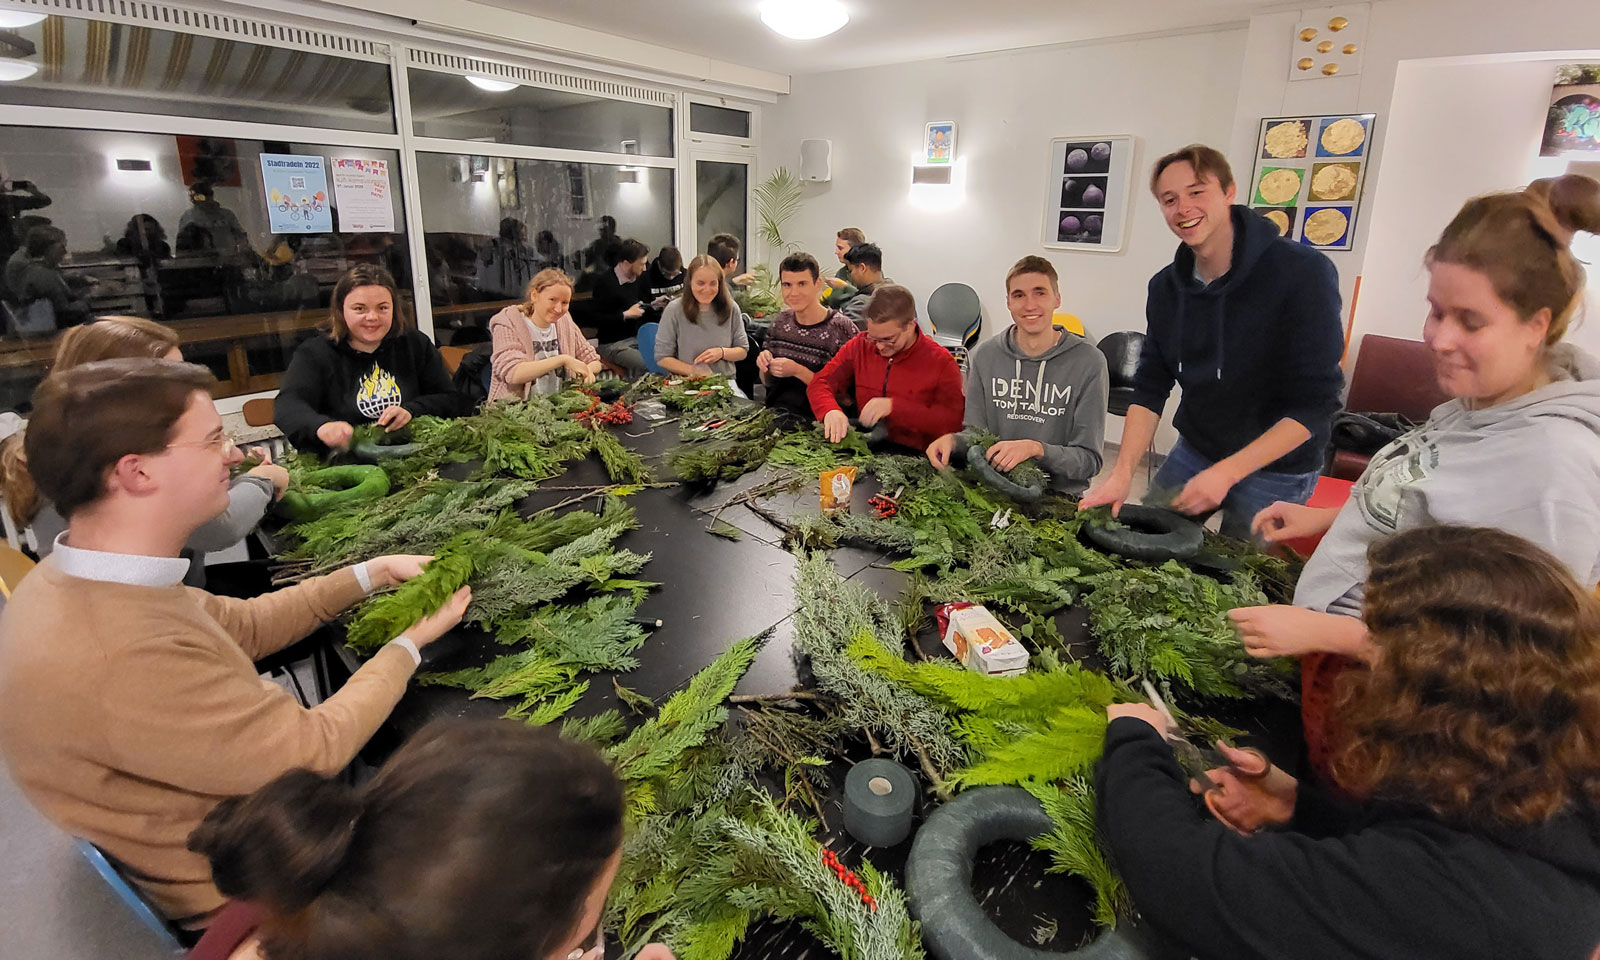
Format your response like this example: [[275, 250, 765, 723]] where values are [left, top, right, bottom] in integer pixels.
[[690, 153, 751, 263]]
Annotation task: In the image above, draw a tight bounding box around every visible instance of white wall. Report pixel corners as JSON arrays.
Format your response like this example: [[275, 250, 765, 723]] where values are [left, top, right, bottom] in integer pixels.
[[761, 27, 1251, 451]]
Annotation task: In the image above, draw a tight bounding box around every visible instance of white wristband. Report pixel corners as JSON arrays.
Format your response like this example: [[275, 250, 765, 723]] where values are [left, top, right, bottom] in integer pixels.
[[388, 636, 421, 667], [352, 562, 374, 595]]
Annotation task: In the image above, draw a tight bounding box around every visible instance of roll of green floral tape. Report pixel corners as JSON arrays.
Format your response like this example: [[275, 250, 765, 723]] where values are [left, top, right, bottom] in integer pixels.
[[842, 758, 916, 848]]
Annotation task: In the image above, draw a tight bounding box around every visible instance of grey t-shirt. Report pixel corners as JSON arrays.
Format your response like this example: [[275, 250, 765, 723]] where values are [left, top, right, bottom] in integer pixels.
[[655, 299, 749, 377]]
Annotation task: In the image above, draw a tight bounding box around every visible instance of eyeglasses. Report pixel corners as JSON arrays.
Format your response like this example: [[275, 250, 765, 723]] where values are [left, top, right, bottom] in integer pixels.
[[165, 434, 238, 457], [864, 331, 904, 346]]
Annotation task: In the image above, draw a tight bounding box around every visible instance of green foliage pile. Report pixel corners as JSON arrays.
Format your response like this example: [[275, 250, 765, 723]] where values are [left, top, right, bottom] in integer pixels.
[[667, 406, 782, 483], [767, 425, 870, 476], [656, 375, 743, 418]]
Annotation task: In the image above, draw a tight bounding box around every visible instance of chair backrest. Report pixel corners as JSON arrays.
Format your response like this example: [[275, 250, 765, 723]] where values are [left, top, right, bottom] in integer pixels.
[[1096, 331, 1145, 390], [925, 283, 982, 344], [0, 543, 35, 597], [440, 344, 470, 375], [240, 397, 275, 428], [636, 321, 665, 375], [73, 839, 186, 953], [1051, 312, 1085, 336], [1346, 334, 1449, 419]]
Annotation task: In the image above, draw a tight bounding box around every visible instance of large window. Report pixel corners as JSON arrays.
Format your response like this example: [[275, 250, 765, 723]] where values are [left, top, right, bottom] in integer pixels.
[[0, 128, 409, 410], [408, 69, 673, 157], [0, 14, 395, 133], [415, 152, 673, 342]]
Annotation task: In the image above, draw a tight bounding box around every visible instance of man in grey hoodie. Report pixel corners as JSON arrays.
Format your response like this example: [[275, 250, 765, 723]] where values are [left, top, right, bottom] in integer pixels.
[[927, 256, 1108, 493]]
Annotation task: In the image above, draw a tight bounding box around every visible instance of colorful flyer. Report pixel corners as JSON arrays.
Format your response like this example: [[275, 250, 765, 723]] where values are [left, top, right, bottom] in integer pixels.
[[259, 154, 331, 233], [331, 157, 394, 233]]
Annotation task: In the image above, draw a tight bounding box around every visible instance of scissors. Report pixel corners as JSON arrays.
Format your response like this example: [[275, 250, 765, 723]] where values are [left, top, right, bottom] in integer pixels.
[[1141, 680, 1225, 791]]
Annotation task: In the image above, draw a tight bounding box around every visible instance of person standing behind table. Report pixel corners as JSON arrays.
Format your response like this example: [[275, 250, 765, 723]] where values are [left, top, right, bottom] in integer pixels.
[[590, 238, 651, 378], [0, 358, 471, 926], [821, 226, 865, 309], [837, 242, 895, 329], [654, 255, 749, 381], [1078, 144, 1345, 540], [640, 245, 685, 324], [0, 175, 51, 269], [1097, 526, 1600, 960], [757, 252, 859, 419], [809, 284, 964, 451], [274, 264, 464, 456], [927, 256, 1108, 493], [487, 269, 601, 403]]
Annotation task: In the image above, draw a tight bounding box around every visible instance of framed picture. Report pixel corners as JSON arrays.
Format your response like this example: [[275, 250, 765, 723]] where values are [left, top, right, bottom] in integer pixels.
[[1040, 135, 1136, 253], [1540, 64, 1600, 157], [924, 122, 956, 164], [1248, 114, 1375, 251]]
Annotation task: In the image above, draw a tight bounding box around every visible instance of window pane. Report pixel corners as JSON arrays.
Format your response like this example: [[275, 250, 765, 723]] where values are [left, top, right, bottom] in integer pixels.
[[415, 153, 673, 340], [0, 15, 394, 133], [0, 127, 412, 410], [408, 70, 673, 157], [695, 160, 747, 262], [690, 103, 751, 139]]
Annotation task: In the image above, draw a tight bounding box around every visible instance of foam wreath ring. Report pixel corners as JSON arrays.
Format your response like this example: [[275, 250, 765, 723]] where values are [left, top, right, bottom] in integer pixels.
[[967, 444, 1045, 503], [906, 787, 1155, 960], [1082, 504, 1203, 563], [350, 440, 422, 463], [275, 464, 390, 522]]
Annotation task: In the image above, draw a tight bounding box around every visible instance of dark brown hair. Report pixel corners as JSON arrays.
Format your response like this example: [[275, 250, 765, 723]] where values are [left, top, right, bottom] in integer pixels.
[[1149, 144, 1234, 196], [1427, 184, 1600, 345], [52, 316, 180, 371], [1005, 255, 1059, 294], [327, 264, 410, 343], [707, 232, 741, 267], [26, 359, 215, 520], [519, 268, 574, 320], [778, 252, 820, 281], [843, 242, 882, 271], [655, 246, 683, 274], [1526, 174, 1600, 237], [1330, 525, 1600, 828], [189, 721, 624, 960], [836, 227, 866, 247], [612, 238, 649, 266], [864, 284, 917, 326], [680, 254, 733, 326]]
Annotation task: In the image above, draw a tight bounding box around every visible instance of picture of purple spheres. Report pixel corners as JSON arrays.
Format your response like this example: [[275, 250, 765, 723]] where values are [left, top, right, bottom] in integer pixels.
[[1060, 214, 1082, 234], [1085, 214, 1104, 234], [1066, 148, 1090, 171], [1091, 142, 1112, 163], [1083, 183, 1105, 207]]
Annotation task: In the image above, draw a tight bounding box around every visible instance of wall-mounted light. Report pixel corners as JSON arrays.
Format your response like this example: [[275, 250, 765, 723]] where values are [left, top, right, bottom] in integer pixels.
[[759, 0, 848, 40], [615, 168, 641, 184], [0, 60, 39, 82], [115, 158, 153, 172], [0, 11, 47, 28], [908, 151, 966, 212], [466, 75, 518, 93]]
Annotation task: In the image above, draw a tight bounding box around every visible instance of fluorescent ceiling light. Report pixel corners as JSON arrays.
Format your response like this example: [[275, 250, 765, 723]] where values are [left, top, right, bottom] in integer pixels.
[[760, 0, 848, 40], [0, 11, 46, 28], [466, 75, 518, 92], [0, 60, 38, 82]]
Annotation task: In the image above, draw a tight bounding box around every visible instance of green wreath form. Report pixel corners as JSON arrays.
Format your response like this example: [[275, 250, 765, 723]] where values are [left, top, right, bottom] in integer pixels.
[[1081, 504, 1203, 563]]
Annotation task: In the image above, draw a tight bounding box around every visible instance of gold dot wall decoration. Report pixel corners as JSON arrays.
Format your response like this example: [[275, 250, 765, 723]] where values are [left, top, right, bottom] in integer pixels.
[[1289, 4, 1368, 81]]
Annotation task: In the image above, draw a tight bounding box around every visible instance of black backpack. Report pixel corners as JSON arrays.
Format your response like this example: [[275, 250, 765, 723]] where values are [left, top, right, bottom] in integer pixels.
[[452, 342, 494, 411]]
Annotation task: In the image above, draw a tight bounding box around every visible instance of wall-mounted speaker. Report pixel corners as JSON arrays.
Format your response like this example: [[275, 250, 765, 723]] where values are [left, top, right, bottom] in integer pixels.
[[800, 138, 832, 182]]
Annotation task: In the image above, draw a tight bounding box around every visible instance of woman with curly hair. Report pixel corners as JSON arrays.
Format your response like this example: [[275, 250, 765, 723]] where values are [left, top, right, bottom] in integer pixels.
[[1098, 525, 1600, 960]]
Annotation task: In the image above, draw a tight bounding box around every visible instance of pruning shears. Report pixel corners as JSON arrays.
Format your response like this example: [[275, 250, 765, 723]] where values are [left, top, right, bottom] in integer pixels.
[[698, 417, 729, 431]]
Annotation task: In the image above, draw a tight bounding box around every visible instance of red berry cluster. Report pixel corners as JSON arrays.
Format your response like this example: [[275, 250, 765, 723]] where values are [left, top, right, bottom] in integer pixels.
[[573, 396, 633, 425], [867, 493, 899, 519], [820, 849, 876, 912]]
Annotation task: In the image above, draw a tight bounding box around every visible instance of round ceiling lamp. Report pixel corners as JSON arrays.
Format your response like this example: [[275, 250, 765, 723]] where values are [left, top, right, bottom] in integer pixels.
[[466, 75, 518, 93], [0, 60, 39, 82], [0, 11, 46, 29], [760, 0, 849, 40]]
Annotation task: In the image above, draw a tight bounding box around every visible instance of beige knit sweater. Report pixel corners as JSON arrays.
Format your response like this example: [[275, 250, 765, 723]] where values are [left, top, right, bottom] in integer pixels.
[[0, 558, 416, 921]]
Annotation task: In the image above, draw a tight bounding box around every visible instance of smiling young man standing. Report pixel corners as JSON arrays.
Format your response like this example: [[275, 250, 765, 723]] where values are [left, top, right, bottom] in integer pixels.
[[927, 256, 1108, 493], [1079, 144, 1344, 538]]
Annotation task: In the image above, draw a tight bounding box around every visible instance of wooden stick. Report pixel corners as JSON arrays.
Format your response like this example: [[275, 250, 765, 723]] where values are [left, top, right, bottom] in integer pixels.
[[909, 734, 952, 801], [729, 690, 825, 704], [862, 727, 885, 756]]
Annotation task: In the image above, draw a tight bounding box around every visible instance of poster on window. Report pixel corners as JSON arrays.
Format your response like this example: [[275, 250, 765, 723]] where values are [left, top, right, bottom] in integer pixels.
[[259, 154, 331, 233], [330, 157, 394, 233], [1039, 135, 1136, 253]]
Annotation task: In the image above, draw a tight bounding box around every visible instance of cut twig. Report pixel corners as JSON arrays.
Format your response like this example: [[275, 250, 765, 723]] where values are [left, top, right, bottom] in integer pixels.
[[729, 690, 825, 704], [908, 733, 952, 801]]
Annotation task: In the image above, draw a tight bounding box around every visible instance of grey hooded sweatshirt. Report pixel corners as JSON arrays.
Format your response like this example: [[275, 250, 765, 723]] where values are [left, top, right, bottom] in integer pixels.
[[1296, 344, 1600, 616], [961, 326, 1109, 493]]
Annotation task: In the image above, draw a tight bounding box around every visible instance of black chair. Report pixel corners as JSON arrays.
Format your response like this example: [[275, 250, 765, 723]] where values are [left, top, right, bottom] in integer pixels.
[[1096, 331, 1154, 482]]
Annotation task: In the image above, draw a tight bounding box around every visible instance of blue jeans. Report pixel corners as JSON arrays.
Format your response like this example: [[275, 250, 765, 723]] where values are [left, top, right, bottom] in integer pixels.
[[1148, 438, 1321, 541]]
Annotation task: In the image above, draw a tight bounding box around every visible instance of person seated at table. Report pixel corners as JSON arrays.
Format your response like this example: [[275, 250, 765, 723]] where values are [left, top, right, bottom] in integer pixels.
[[487, 269, 601, 403], [590, 238, 651, 377], [0, 358, 472, 926], [640, 245, 685, 324], [757, 252, 860, 419], [654, 255, 748, 381], [927, 256, 1108, 493], [1231, 182, 1600, 780], [820, 226, 865, 309], [809, 284, 964, 450], [275, 264, 464, 456], [3, 224, 91, 328], [837, 242, 894, 328], [706, 232, 757, 288], [0, 317, 288, 574], [186, 721, 675, 960], [1098, 525, 1600, 960]]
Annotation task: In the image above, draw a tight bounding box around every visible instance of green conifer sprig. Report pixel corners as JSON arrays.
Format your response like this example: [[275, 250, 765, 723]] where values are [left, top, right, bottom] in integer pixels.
[[1023, 778, 1130, 929], [344, 545, 475, 651]]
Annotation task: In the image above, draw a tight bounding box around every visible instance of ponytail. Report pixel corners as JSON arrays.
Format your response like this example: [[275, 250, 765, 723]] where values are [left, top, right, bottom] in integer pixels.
[[1527, 173, 1600, 238], [0, 433, 41, 526]]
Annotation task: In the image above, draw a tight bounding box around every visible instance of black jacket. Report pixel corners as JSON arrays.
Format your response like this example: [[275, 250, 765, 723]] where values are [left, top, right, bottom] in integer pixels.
[[640, 258, 685, 324], [1096, 718, 1600, 960], [591, 267, 645, 345], [275, 329, 463, 455], [1132, 205, 1345, 474]]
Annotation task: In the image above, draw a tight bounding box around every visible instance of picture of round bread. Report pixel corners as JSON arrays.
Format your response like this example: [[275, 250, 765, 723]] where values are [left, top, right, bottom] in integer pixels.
[[1303, 208, 1350, 245], [1262, 209, 1290, 235], [1257, 168, 1302, 205], [1320, 118, 1366, 155], [1310, 164, 1357, 201], [1263, 120, 1309, 158]]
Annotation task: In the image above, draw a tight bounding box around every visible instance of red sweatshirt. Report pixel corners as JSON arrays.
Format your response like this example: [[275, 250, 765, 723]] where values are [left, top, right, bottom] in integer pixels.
[[806, 329, 964, 451]]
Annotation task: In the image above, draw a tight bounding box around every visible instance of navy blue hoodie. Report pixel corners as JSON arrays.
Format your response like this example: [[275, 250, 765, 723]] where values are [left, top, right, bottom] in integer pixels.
[[1131, 205, 1344, 475]]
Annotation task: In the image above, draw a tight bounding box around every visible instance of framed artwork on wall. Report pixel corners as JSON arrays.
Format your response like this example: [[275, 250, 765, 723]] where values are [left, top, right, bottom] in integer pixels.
[[1248, 113, 1375, 251], [1039, 135, 1136, 253], [924, 121, 956, 164]]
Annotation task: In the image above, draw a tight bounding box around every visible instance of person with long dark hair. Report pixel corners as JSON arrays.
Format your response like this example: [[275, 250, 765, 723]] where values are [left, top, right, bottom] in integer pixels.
[[653, 255, 748, 379]]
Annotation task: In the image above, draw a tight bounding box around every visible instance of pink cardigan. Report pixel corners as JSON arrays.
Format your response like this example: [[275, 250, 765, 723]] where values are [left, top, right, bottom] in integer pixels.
[[487, 306, 601, 403]]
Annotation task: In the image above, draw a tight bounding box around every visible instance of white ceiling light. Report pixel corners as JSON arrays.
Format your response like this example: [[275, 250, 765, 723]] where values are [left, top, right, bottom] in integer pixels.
[[0, 11, 46, 28], [466, 75, 518, 93], [0, 60, 38, 82], [760, 0, 848, 41]]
